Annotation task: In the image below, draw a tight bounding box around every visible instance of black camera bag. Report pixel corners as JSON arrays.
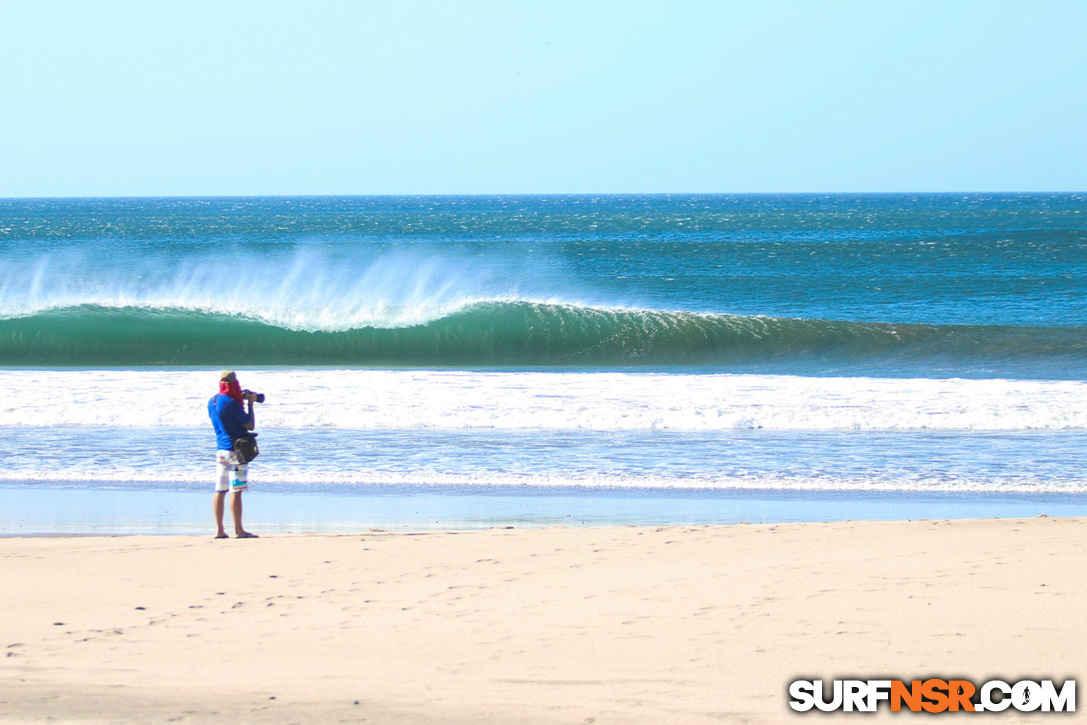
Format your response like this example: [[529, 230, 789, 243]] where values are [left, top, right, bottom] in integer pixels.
[[234, 435, 260, 465]]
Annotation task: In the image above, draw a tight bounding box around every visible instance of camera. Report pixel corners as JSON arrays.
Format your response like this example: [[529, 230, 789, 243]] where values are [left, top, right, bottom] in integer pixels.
[[243, 389, 266, 403]]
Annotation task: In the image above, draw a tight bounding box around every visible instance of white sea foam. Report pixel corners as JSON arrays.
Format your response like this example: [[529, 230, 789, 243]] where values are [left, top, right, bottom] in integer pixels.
[[2, 369, 1084, 432], [4, 466, 1083, 494]]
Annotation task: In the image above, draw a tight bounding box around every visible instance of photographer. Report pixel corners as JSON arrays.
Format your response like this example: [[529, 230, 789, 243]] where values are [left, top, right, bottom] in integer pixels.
[[207, 370, 262, 539]]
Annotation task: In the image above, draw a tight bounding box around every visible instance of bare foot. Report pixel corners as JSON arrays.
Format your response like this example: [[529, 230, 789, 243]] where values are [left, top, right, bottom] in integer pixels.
[[214, 532, 229, 539], [236, 531, 259, 539]]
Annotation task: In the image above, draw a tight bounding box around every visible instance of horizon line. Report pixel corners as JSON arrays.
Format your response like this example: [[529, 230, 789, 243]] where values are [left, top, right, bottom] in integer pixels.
[[2, 189, 1085, 201]]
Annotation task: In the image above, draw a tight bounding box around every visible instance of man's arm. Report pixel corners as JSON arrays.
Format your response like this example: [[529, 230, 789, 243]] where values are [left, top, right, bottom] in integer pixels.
[[243, 395, 256, 431]]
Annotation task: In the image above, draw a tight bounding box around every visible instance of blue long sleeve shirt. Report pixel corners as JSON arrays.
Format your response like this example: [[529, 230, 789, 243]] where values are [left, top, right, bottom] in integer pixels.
[[208, 395, 254, 451]]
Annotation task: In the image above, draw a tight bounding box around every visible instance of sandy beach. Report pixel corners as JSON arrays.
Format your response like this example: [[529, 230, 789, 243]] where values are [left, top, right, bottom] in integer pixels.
[[2, 517, 1083, 723]]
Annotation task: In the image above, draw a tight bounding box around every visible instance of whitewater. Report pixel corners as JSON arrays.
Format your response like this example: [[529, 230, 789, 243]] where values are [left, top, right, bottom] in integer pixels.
[[2, 369, 1086, 431]]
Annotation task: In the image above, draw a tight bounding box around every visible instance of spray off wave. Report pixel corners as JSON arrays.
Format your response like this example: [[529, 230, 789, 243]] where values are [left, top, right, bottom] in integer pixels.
[[0, 248, 547, 329]]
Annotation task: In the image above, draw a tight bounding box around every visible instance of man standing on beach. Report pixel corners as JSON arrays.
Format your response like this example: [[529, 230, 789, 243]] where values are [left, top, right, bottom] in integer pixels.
[[208, 370, 258, 539]]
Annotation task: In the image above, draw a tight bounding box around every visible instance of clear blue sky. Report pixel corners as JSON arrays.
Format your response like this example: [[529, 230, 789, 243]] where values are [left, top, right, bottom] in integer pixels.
[[1, 1, 1084, 196]]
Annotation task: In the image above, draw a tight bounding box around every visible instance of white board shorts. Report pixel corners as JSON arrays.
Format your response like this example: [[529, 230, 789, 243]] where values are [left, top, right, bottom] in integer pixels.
[[215, 449, 249, 493]]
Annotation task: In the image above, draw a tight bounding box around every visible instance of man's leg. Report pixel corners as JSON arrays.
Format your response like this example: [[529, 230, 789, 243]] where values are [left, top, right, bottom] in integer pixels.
[[230, 461, 256, 538], [230, 491, 246, 536], [213, 492, 228, 538], [231, 493, 257, 538], [214, 451, 231, 538]]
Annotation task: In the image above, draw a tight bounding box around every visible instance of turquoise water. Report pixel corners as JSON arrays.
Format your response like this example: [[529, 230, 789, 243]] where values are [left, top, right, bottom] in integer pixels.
[[0, 194, 1084, 530]]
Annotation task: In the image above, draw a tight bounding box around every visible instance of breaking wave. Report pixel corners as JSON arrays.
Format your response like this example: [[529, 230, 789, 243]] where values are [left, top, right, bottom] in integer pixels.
[[1, 301, 1084, 374]]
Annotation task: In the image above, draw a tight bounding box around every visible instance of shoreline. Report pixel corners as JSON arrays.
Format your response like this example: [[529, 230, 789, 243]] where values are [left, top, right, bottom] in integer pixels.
[[3, 518, 1084, 723], [2, 482, 1086, 536]]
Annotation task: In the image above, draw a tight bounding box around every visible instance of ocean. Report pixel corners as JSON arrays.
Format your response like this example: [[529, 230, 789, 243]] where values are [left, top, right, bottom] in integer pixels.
[[2, 194, 1085, 531]]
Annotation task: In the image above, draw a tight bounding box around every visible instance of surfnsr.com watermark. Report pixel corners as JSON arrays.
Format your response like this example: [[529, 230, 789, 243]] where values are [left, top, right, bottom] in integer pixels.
[[789, 679, 1075, 713]]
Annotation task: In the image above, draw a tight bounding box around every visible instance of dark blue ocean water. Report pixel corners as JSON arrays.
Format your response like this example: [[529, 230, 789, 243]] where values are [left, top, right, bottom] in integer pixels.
[[0, 194, 1085, 527]]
